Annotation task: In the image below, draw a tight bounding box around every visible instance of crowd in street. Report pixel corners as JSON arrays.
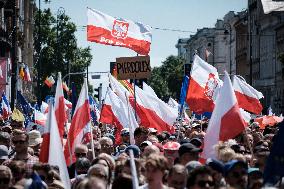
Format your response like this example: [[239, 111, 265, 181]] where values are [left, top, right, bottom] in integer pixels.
[[0, 115, 281, 189]]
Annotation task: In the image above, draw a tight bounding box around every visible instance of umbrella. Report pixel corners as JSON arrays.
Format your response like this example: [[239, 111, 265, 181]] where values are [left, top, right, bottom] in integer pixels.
[[255, 115, 283, 129]]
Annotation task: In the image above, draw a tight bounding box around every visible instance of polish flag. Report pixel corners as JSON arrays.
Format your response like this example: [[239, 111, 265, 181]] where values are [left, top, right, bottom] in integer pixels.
[[109, 74, 132, 103], [62, 82, 69, 93], [87, 8, 152, 55], [44, 76, 55, 88], [143, 82, 157, 97], [109, 75, 176, 132], [64, 79, 91, 165], [134, 86, 177, 133], [41, 101, 49, 114], [34, 109, 47, 126], [168, 97, 190, 121], [64, 98, 72, 109], [100, 88, 138, 144], [54, 73, 67, 140], [44, 103, 71, 188], [186, 55, 222, 114], [202, 72, 246, 159], [233, 75, 263, 114]]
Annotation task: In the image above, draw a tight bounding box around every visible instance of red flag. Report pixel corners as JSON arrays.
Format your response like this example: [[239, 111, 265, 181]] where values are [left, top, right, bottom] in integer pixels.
[[64, 79, 91, 165], [233, 75, 263, 114], [54, 73, 67, 140], [87, 8, 152, 55], [34, 109, 47, 126], [100, 88, 138, 145], [41, 103, 71, 187], [134, 86, 176, 133], [109, 75, 176, 133], [202, 72, 246, 159], [44, 76, 55, 88], [186, 55, 222, 114]]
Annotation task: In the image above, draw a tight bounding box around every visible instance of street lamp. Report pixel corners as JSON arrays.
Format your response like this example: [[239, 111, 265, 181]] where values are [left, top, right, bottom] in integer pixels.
[[224, 23, 232, 75], [56, 7, 65, 78]]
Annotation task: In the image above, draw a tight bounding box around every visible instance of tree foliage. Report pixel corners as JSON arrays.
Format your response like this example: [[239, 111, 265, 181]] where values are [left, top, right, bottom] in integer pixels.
[[148, 55, 184, 101], [34, 9, 92, 100]]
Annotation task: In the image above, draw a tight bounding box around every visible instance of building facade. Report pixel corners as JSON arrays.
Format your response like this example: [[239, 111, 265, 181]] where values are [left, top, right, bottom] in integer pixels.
[[176, 0, 284, 114], [0, 0, 35, 107]]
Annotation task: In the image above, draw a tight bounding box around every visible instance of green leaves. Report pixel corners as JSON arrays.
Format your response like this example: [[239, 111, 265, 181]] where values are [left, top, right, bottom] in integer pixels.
[[34, 8, 92, 99], [148, 55, 184, 101]]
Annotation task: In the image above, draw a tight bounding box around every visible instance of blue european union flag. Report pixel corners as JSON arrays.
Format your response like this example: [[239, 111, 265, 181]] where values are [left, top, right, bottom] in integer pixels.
[[263, 121, 284, 185], [17, 91, 32, 115], [179, 75, 189, 114]]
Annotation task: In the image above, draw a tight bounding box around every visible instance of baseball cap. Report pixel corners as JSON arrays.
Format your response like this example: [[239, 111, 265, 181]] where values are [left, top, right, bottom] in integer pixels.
[[185, 161, 202, 173], [178, 143, 202, 156], [140, 141, 152, 147], [120, 128, 129, 136], [0, 145, 8, 160], [206, 158, 224, 173], [189, 138, 202, 148], [125, 145, 140, 158], [180, 138, 191, 145], [163, 141, 180, 151], [148, 128, 157, 133], [224, 160, 248, 176], [104, 133, 115, 143]]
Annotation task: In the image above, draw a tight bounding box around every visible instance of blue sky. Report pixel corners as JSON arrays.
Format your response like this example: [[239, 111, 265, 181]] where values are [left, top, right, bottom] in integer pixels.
[[40, 0, 247, 89]]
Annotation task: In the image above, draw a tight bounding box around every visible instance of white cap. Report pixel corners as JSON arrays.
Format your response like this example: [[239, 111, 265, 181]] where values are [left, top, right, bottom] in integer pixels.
[[148, 128, 157, 133]]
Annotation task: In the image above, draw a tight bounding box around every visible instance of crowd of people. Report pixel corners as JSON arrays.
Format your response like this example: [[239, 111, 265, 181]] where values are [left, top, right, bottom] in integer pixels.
[[0, 116, 281, 189]]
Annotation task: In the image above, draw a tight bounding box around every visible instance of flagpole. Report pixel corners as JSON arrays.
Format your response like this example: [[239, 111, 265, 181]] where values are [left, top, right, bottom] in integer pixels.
[[125, 92, 135, 145], [133, 79, 137, 120], [129, 149, 139, 189], [89, 123, 95, 159]]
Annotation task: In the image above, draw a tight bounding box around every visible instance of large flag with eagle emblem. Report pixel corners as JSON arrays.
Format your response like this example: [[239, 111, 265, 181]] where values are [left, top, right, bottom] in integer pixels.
[[87, 8, 152, 55], [186, 55, 222, 114]]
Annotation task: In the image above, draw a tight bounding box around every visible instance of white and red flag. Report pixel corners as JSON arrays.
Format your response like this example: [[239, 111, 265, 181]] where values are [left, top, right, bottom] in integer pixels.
[[233, 75, 263, 114], [143, 82, 157, 97], [186, 55, 222, 114], [87, 8, 152, 55], [134, 86, 177, 133], [109, 74, 176, 133], [44, 76, 55, 88], [202, 72, 246, 159], [34, 109, 47, 126], [41, 101, 49, 114], [54, 73, 67, 140], [100, 88, 138, 144], [40, 103, 71, 188], [64, 98, 72, 109], [64, 79, 91, 165]]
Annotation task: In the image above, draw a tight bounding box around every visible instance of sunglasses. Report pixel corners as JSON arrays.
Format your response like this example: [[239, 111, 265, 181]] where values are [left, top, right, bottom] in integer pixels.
[[94, 148, 100, 152], [75, 153, 87, 157], [232, 170, 247, 178], [13, 140, 26, 144], [0, 177, 10, 184], [196, 180, 214, 187]]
